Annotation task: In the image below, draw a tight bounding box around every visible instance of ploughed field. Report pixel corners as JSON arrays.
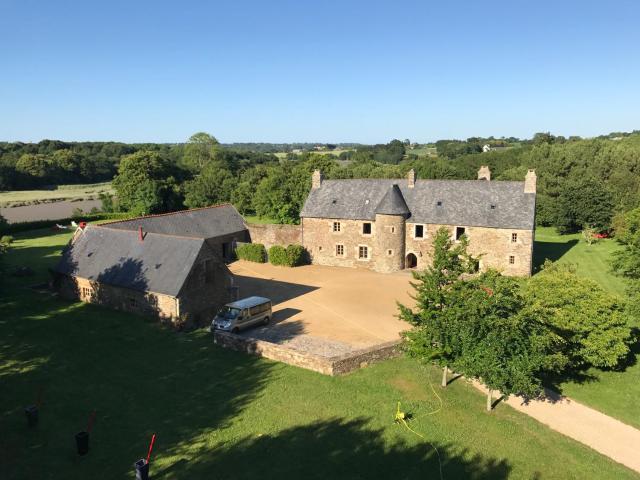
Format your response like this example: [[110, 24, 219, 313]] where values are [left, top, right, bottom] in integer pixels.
[[0, 228, 638, 479]]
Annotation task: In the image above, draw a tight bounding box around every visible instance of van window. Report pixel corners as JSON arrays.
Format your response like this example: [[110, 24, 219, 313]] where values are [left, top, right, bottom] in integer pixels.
[[249, 303, 269, 316]]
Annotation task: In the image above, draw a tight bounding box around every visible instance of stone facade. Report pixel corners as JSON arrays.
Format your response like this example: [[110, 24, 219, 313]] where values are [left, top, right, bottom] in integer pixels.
[[303, 218, 534, 276], [300, 167, 536, 277], [246, 223, 302, 249]]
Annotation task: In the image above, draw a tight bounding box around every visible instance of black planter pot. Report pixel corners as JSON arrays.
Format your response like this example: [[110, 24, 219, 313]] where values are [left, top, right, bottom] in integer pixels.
[[24, 405, 38, 427], [75, 431, 89, 456], [134, 458, 149, 480]]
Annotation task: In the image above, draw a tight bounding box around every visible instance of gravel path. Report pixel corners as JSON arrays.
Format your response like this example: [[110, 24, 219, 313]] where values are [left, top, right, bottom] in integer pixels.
[[471, 380, 640, 473]]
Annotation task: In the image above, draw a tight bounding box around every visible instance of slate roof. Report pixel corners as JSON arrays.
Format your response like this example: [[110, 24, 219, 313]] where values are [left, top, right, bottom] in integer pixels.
[[53, 226, 209, 296], [300, 179, 536, 230], [102, 204, 246, 239], [375, 184, 410, 216]]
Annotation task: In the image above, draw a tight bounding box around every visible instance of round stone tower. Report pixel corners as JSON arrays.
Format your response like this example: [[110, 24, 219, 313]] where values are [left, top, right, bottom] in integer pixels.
[[373, 184, 409, 273]]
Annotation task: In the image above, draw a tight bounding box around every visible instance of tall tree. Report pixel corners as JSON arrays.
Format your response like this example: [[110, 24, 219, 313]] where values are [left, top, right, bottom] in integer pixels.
[[112, 151, 183, 215], [183, 132, 219, 171]]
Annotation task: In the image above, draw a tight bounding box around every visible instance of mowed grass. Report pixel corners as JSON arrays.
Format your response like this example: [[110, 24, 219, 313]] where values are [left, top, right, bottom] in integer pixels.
[[0, 182, 113, 207], [534, 227, 640, 429], [1, 229, 637, 479]]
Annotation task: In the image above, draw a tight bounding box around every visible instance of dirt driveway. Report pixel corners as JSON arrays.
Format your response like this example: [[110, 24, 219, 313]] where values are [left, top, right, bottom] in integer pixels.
[[229, 261, 413, 349]]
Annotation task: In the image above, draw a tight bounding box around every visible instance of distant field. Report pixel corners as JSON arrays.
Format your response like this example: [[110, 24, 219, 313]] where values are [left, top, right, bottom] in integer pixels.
[[406, 146, 437, 157], [534, 227, 640, 429], [274, 149, 351, 160], [0, 182, 113, 207]]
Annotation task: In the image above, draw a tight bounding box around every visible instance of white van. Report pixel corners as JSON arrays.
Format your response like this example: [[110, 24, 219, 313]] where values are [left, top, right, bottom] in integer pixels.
[[210, 296, 272, 333]]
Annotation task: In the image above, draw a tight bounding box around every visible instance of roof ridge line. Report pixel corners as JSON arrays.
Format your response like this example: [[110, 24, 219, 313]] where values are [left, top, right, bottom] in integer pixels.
[[93, 224, 207, 242], [99, 203, 235, 226]]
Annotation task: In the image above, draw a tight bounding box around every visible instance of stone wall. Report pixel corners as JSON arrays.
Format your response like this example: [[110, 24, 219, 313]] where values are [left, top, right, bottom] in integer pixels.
[[54, 274, 179, 318], [247, 223, 302, 249], [303, 216, 534, 276], [213, 331, 401, 375]]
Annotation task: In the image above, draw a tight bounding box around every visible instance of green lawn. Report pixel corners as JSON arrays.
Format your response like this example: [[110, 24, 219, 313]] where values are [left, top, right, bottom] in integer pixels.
[[534, 227, 640, 429], [1, 229, 637, 479], [0, 182, 113, 207]]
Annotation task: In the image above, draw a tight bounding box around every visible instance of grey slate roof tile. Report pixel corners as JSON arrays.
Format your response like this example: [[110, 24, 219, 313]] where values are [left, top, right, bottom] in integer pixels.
[[300, 179, 535, 230], [103, 204, 246, 239], [375, 184, 410, 216], [53, 226, 208, 296]]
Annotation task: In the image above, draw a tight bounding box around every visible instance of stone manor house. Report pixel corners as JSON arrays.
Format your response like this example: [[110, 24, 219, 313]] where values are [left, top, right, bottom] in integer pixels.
[[300, 167, 537, 276]]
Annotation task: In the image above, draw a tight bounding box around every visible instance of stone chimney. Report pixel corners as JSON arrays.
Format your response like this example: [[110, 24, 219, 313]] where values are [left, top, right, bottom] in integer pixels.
[[478, 165, 491, 181], [311, 169, 323, 189], [524, 169, 537, 193], [407, 169, 416, 188]]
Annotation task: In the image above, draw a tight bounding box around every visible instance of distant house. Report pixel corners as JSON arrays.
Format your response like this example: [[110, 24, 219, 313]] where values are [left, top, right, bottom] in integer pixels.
[[51, 204, 248, 324], [300, 167, 537, 276]]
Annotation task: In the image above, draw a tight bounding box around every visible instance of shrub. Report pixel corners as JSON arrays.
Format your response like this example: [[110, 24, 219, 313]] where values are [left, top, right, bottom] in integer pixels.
[[236, 243, 267, 263], [267, 244, 308, 267], [285, 244, 307, 267], [268, 245, 288, 266]]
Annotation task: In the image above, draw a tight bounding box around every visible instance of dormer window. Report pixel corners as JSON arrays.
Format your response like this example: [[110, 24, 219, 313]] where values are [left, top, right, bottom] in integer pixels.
[[490, 204, 496, 210], [436, 201, 442, 207]]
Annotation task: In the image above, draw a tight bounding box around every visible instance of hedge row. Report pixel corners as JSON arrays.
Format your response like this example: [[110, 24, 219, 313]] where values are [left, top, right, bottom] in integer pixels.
[[236, 243, 267, 263], [268, 244, 308, 267], [0, 212, 133, 235]]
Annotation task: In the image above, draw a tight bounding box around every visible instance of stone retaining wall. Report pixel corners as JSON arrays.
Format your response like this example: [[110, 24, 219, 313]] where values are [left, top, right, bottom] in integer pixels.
[[213, 331, 401, 375], [246, 223, 302, 249]]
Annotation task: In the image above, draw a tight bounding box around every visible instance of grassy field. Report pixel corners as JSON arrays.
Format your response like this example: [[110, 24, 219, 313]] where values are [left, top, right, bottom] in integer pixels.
[[533, 227, 640, 429], [1, 228, 637, 479], [0, 182, 113, 207], [243, 215, 280, 225]]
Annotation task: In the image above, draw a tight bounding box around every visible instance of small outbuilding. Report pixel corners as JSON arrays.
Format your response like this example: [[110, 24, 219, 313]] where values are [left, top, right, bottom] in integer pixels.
[[51, 204, 248, 325]]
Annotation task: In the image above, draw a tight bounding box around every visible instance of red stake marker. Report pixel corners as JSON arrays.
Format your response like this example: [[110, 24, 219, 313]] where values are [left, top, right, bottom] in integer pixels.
[[146, 434, 156, 464], [87, 410, 97, 433]]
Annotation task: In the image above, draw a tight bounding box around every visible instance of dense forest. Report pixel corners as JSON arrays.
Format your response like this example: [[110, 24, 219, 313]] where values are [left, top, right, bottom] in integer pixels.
[[2, 131, 640, 233]]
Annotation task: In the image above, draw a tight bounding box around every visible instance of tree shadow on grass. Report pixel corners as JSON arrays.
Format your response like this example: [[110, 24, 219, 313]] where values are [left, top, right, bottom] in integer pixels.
[[532, 239, 578, 273], [0, 293, 277, 480], [155, 417, 512, 480]]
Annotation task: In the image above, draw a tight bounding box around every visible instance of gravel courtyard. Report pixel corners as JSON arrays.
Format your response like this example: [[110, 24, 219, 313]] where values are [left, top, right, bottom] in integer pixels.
[[228, 260, 413, 356]]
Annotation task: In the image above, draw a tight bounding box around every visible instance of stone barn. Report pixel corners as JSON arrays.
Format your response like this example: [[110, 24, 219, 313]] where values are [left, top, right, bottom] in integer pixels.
[[300, 167, 537, 276], [51, 204, 248, 324]]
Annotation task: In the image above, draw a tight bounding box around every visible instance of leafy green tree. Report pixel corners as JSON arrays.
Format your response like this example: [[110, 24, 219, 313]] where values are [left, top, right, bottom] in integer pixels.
[[554, 177, 613, 233], [612, 207, 640, 279], [522, 261, 632, 369], [112, 151, 183, 215], [15, 154, 51, 179], [399, 229, 555, 409], [183, 132, 219, 171], [398, 228, 480, 388], [183, 162, 234, 208]]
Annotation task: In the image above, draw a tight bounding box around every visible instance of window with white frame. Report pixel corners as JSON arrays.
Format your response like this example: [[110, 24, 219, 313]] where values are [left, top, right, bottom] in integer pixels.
[[509, 255, 515, 265], [333, 221, 341, 232], [511, 232, 518, 243], [358, 245, 369, 259], [335, 244, 344, 256]]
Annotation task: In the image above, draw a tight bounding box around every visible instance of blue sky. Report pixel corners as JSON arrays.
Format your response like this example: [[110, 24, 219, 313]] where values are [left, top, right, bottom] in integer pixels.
[[1, 0, 639, 143]]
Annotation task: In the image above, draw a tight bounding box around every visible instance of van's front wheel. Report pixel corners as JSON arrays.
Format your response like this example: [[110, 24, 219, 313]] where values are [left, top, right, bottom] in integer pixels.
[[263, 316, 270, 326]]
